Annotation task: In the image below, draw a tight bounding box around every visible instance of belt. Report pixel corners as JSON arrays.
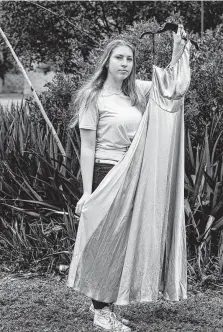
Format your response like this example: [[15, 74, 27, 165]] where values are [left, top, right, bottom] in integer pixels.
[[95, 158, 118, 165]]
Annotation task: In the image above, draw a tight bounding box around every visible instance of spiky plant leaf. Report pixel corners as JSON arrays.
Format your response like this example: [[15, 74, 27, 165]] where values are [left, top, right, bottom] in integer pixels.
[[212, 216, 223, 231], [203, 170, 216, 191]]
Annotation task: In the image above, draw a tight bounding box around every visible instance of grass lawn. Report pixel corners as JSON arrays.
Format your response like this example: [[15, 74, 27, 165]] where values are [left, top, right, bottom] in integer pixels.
[[0, 271, 223, 332]]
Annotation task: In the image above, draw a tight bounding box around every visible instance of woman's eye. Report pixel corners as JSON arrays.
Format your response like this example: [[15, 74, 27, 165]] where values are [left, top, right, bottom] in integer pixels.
[[115, 56, 132, 61]]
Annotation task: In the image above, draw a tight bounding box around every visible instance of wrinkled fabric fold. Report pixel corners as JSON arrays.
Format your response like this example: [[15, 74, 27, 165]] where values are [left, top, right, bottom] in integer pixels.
[[67, 40, 191, 305]]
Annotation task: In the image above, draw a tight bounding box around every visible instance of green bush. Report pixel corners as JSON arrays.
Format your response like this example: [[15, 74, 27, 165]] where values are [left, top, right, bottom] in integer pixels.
[[185, 24, 223, 151]]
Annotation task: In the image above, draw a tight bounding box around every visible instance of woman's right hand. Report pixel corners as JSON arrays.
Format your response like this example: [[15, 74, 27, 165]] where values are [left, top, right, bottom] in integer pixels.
[[75, 192, 91, 216]]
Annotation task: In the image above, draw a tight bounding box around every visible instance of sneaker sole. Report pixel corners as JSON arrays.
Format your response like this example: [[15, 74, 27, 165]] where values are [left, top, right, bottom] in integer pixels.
[[93, 318, 131, 331], [93, 322, 112, 331], [93, 324, 131, 332]]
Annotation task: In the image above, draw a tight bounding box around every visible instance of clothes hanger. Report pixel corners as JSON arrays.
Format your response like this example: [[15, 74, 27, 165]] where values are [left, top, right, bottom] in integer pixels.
[[140, 22, 199, 50], [140, 22, 199, 63]]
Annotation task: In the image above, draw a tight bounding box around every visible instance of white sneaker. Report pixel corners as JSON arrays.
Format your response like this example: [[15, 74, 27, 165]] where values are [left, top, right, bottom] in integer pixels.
[[93, 307, 131, 331]]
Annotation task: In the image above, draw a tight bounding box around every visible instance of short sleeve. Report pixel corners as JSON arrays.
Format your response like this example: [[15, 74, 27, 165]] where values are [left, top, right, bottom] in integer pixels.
[[136, 79, 152, 97], [79, 106, 99, 130]]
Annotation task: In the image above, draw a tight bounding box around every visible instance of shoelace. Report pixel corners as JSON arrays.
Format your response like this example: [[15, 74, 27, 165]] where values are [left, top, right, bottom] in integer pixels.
[[109, 312, 128, 332], [99, 309, 129, 331]]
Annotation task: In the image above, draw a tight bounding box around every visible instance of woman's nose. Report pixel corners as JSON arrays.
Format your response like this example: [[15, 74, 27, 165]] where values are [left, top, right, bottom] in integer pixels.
[[121, 58, 127, 67]]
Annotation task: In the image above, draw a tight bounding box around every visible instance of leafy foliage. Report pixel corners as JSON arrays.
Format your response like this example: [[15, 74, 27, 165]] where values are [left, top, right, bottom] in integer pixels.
[[0, 103, 80, 270], [1, 1, 223, 72], [185, 24, 223, 148], [185, 113, 223, 277]]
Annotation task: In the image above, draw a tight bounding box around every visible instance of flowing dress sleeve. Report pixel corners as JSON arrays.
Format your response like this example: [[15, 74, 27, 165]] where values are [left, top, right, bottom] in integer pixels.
[[151, 34, 191, 112]]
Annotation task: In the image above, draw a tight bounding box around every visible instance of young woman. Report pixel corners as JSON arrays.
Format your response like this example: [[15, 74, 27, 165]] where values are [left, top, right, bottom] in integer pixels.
[[68, 25, 190, 331]]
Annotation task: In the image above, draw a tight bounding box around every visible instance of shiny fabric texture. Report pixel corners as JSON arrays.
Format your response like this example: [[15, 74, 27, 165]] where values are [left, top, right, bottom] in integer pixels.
[[67, 37, 191, 305]]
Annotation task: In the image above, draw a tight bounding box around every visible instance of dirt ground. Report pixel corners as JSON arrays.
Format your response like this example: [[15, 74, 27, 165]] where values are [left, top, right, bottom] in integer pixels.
[[0, 272, 223, 332]]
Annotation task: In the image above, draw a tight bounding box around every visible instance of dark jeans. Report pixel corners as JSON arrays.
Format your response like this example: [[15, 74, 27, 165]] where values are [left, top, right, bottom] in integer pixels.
[[91, 162, 114, 310]]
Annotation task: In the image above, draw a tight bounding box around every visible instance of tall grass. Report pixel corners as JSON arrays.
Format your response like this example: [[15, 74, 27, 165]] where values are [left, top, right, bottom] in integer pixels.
[[0, 102, 80, 272], [185, 112, 223, 277]]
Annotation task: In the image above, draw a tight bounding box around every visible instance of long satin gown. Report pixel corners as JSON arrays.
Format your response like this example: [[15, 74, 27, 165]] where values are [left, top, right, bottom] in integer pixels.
[[67, 35, 191, 305]]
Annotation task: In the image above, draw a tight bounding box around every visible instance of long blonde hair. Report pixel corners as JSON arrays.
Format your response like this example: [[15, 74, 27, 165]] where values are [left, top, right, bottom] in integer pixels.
[[69, 39, 147, 128]]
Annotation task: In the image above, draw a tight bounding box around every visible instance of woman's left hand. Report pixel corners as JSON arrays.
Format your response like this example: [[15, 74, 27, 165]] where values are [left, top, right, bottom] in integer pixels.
[[176, 24, 187, 39]]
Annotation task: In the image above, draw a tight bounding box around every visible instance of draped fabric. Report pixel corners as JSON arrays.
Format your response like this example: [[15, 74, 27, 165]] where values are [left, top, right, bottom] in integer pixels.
[[67, 37, 191, 305]]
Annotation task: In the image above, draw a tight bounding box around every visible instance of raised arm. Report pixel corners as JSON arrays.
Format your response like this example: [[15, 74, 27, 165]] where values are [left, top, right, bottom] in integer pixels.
[[135, 25, 187, 98], [169, 24, 189, 67], [150, 26, 191, 111]]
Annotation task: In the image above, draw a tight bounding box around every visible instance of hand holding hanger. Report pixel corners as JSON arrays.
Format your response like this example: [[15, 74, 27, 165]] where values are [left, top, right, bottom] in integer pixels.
[[140, 22, 199, 50]]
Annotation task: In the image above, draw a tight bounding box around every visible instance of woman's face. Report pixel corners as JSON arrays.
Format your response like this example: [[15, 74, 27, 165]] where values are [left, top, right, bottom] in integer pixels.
[[107, 45, 133, 81]]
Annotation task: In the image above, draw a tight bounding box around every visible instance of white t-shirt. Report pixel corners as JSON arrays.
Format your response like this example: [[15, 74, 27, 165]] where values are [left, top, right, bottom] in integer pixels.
[[79, 80, 151, 161]]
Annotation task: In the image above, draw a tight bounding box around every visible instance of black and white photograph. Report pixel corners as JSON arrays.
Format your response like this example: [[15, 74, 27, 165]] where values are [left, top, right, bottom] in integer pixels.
[[0, 1, 223, 331]]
